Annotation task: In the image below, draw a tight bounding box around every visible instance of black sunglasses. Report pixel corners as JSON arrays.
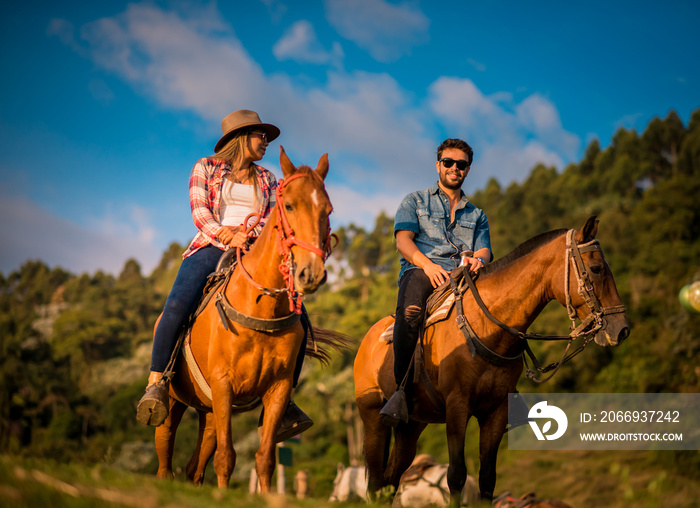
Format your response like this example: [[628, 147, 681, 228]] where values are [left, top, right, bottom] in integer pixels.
[[439, 158, 469, 171], [250, 131, 268, 142]]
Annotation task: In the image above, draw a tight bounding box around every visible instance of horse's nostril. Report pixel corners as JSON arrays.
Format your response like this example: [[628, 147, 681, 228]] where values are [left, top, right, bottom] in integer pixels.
[[618, 327, 630, 342]]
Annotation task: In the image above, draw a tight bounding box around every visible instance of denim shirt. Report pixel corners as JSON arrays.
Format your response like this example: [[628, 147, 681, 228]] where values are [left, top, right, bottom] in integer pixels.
[[394, 182, 492, 281]]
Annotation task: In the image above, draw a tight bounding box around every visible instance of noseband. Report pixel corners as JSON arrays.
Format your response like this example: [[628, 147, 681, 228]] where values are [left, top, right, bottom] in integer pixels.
[[236, 172, 334, 314]]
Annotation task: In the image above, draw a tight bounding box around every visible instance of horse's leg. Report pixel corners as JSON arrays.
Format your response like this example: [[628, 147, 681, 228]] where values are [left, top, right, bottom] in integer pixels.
[[357, 393, 390, 496], [477, 402, 509, 502], [186, 410, 216, 485], [154, 398, 186, 480], [257, 385, 292, 492], [445, 401, 470, 508], [385, 419, 427, 490], [211, 379, 236, 488]]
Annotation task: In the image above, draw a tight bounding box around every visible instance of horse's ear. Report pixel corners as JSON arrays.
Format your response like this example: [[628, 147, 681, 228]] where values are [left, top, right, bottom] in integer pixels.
[[577, 215, 599, 242], [279, 145, 296, 178], [315, 153, 329, 180]]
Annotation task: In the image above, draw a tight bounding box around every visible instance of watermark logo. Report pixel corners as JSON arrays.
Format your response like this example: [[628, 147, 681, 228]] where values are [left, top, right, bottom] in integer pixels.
[[528, 401, 568, 441], [509, 393, 699, 450]]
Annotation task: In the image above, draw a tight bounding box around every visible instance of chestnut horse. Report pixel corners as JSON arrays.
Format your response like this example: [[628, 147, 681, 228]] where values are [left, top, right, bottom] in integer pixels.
[[354, 217, 629, 507], [154, 147, 335, 491]]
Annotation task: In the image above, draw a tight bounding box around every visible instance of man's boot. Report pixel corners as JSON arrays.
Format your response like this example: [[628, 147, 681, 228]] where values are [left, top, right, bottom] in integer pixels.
[[380, 388, 409, 427], [136, 373, 170, 426], [259, 399, 314, 443]]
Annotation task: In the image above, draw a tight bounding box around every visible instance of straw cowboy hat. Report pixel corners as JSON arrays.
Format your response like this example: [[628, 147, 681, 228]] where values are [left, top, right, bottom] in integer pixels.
[[215, 109, 281, 152]]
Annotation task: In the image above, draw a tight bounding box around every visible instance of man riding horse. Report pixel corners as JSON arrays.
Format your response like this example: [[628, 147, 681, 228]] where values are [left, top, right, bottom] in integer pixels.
[[381, 137, 492, 426]]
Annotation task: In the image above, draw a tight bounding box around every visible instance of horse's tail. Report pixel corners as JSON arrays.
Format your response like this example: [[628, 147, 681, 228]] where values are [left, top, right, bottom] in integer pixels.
[[306, 327, 355, 365]]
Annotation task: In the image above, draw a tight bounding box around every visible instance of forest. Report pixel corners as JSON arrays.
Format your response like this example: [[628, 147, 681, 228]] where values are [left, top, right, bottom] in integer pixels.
[[1, 109, 699, 506]]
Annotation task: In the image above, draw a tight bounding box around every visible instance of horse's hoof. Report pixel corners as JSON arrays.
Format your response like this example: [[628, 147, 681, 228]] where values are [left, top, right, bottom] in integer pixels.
[[275, 400, 314, 442], [136, 382, 169, 426], [379, 390, 409, 427]]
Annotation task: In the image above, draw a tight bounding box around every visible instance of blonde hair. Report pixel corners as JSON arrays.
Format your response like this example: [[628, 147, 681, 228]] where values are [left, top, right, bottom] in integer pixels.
[[213, 130, 261, 206]]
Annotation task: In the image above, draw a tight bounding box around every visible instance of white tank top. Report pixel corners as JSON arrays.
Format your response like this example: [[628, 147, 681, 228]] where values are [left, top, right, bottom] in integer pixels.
[[220, 179, 258, 227]]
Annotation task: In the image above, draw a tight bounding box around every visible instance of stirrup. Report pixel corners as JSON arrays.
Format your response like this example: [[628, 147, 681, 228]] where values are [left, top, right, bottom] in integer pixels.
[[380, 389, 409, 427], [258, 400, 314, 443]]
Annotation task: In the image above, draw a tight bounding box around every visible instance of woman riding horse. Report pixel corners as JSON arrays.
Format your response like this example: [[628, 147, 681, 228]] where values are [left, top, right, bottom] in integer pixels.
[[136, 110, 311, 440], [154, 147, 335, 490]]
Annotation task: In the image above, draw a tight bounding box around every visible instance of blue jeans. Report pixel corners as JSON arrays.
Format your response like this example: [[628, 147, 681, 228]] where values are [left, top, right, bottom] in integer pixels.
[[150, 245, 223, 372]]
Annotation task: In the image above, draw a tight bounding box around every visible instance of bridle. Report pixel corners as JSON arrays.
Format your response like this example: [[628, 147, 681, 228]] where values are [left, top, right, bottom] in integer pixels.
[[451, 229, 626, 382], [236, 172, 335, 314], [564, 229, 626, 338]]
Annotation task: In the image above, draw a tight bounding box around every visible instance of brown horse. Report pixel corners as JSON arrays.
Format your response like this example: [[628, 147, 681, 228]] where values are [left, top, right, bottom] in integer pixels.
[[153, 147, 335, 491], [354, 217, 629, 507]]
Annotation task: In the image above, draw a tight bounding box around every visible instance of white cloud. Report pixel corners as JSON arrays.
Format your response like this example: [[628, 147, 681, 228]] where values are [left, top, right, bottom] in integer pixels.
[[273, 20, 343, 67], [75, 3, 267, 121], [516, 94, 580, 155], [324, 0, 429, 62], [0, 195, 162, 276]]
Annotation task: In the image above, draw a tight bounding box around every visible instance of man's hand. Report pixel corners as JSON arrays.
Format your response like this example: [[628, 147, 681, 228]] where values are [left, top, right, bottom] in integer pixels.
[[423, 262, 451, 288], [462, 256, 484, 273]]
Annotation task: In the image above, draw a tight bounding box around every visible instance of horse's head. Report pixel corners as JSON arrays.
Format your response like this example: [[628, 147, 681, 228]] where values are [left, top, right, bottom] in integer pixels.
[[277, 146, 332, 295], [566, 216, 630, 347]]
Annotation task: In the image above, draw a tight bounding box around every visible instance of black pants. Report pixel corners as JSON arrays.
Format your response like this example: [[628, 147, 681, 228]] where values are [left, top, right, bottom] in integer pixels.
[[392, 268, 434, 385], [295, 309, 309, 388]]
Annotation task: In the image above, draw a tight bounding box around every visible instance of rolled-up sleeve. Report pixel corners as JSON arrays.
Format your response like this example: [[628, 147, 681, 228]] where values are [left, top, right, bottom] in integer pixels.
[[472, 212, 492, 254], [394, 194, 420, 236]]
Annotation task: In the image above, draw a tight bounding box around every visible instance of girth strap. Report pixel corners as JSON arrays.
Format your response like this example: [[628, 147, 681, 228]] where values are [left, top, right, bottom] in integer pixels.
[[215, 292, 301, 332]]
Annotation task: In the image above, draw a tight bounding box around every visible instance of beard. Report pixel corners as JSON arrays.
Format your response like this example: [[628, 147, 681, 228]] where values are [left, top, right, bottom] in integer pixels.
[[439, 171, 466, 190]]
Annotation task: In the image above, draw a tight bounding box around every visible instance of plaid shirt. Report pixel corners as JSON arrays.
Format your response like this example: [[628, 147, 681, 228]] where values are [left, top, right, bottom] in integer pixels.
[[183, 157, 277, 259]]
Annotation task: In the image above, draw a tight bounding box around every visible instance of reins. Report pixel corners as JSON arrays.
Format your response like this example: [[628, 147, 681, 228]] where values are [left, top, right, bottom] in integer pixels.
[[451, 229, 626, 383]]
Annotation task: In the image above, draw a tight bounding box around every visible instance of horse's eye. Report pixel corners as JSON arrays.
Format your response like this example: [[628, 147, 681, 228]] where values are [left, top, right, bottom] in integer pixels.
[[590, 264, 603, 275], [285, 202, 294, 212]]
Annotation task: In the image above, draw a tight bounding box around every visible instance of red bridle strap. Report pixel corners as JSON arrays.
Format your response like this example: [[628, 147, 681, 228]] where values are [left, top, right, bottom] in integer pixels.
[[275, 173, 333, 313]]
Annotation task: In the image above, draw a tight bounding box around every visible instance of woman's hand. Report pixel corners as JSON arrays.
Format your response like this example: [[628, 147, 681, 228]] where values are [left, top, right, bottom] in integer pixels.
[[216, 226, 250, 249]]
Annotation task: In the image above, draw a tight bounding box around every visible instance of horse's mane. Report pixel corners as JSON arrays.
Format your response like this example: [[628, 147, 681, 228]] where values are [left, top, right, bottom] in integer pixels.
[[480, 228, 568, 275]]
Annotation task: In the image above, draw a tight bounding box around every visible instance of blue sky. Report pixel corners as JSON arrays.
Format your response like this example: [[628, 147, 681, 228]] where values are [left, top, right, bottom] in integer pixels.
[[1, 0, 698, 276]]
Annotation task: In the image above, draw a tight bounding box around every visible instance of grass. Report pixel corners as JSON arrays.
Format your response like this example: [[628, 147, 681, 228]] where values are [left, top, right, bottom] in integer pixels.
[[1, 447, 699, 508], [0, 454, 369, 508]]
